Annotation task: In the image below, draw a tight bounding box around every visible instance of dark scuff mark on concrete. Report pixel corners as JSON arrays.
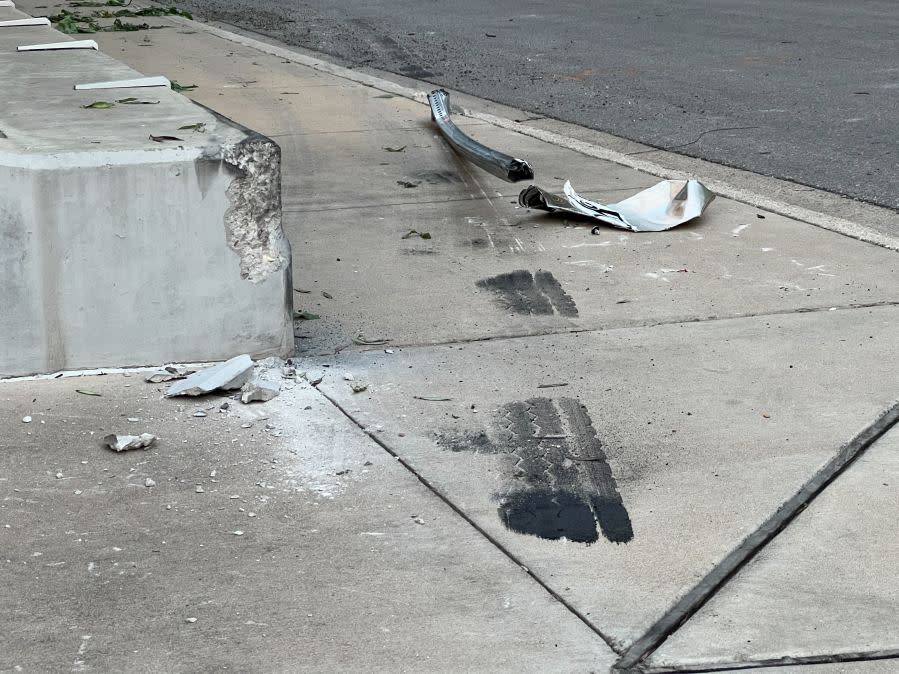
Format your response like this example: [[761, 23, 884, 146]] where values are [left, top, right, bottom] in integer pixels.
[[401, 248, 439, 256], [412, 169, 464, 185], [438, 397, 632, 544], [476, 270, 579, 317]]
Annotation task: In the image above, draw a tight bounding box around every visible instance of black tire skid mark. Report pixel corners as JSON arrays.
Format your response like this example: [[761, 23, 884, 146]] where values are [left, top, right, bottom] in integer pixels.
[[436, 397, 633, 545], [557, 397, 634, 544], [476, 270, 554, 316], [476, 270, 578, 317], [535, 270, 579, 317]]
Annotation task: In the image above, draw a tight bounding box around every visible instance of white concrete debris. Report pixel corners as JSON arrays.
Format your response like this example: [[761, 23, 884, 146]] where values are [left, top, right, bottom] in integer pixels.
[[240, 370, 281, 403], [21, 416, 32, 423], [303, 369, 326, 386], [166, 355, 253, 397], [103, 433, 157, 452], [145, 478, 156, 488], [145, 366, 195, 383]]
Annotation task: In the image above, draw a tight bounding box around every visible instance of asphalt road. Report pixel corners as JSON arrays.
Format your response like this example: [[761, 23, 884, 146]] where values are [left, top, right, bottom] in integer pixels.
[[179, 0, 899, 210]]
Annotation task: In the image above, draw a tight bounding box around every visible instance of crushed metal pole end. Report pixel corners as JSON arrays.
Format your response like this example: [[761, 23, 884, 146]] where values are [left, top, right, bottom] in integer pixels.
[[428, 88, 534, 183]]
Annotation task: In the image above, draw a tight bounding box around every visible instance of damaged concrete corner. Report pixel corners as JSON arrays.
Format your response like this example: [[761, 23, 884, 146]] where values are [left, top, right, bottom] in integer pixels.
[[221, 134, 289, 283]]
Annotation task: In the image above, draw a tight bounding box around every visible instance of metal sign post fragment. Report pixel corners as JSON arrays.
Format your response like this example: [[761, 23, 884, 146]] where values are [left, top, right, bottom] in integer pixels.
[[428, 88, 534, 182]]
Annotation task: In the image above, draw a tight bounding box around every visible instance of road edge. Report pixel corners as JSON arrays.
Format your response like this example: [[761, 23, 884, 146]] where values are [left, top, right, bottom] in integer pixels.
[[163, 12, 899, 253]]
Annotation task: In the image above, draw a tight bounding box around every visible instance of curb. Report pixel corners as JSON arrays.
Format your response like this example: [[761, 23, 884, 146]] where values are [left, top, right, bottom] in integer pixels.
[[166, 14, 899, 252]]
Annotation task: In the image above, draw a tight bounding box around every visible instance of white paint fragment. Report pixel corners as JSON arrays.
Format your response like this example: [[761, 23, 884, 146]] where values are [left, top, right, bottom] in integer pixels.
[[18, 40, 98, 51], [731, 224, 751, 236], [1, 17, 48, 27], [74, 76, 170, 91]]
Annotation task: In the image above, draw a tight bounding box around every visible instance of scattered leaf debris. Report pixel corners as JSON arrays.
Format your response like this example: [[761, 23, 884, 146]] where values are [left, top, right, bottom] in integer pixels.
[[401, 230, 431, 240]]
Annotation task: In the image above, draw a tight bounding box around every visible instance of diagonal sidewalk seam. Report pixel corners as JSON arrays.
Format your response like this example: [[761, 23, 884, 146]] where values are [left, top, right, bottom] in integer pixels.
[[319, 301, 899, 360], [643, 650, 899, 674], [614, 401, 899, 671], [312, 384, 627, 656]]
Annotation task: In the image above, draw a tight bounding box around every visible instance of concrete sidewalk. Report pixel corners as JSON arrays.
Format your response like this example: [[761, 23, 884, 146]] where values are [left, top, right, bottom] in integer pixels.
[[2, 1, 898, 672]]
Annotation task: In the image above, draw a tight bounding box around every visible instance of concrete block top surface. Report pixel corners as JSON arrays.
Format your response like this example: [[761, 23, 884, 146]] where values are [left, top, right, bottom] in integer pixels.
[[0, 6, 247, 163]]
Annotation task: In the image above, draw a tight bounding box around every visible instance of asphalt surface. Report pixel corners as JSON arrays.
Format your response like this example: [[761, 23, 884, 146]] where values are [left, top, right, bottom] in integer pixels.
[[175, 0, 899, 211]]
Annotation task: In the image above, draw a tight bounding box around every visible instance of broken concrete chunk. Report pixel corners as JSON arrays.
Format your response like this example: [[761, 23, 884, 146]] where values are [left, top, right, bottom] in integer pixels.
[[257, 356, 286, 370], [104, 433, 157, 452], [166, 355, 253, 397], [240, 371, 281, 404], [303, 369, 326, 386]]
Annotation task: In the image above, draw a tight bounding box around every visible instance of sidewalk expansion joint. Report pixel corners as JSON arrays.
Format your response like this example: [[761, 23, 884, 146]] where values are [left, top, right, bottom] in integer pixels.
[[643, 649, 899, 673], [283, 194, 506, 215], [311, 385, 626, 657], [614, 401, 899, 672], [312, 300, 899, 359]]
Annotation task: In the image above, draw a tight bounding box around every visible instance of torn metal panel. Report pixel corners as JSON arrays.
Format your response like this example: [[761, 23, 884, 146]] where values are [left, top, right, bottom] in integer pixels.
[[519, 179, 715, 232], [428, 88, 534, 182]]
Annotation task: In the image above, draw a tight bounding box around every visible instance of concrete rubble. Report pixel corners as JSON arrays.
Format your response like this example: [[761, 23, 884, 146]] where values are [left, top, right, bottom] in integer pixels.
[[103, 433, 157, 452], [165, 355, 254, 397], [240, 369, 282, 403]]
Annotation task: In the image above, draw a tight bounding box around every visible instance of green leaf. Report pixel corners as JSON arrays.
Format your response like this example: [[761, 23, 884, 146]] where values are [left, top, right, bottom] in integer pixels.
[[177, 122, 206, 132], [352, 334, 390, 346], [383, 145, 406, 152], [293, 311, 320, 321], [75, 389, 103, 396], [106, 18, 152, 31], [82, 101, 115, 109], [401, 230, 432, 240], [116, 97, 160, 105], [171, 81, 198, 92]]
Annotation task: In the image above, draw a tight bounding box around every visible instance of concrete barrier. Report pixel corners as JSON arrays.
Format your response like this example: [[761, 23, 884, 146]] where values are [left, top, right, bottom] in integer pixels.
[[0, 7, 293, 376]]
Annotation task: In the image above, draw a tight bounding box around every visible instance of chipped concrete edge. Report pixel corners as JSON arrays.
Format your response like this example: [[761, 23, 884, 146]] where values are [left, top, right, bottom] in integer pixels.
[[193, 100, 291, 283], [221, 134, 288, 282], [162, 12, 899, 253]]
